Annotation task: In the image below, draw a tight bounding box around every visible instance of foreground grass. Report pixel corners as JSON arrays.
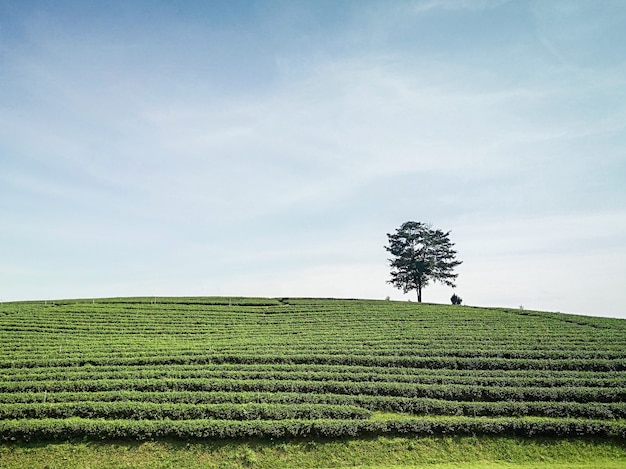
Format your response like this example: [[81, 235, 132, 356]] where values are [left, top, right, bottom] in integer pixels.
[[1, 436, 625, 469]]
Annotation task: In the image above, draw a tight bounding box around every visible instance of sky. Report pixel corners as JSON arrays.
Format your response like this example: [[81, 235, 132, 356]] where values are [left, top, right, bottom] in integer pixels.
[[1, 0, 625, 318]]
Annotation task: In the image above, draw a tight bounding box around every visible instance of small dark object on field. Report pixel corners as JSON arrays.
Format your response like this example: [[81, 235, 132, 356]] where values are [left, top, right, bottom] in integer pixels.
[[451, 294, 462, 305]]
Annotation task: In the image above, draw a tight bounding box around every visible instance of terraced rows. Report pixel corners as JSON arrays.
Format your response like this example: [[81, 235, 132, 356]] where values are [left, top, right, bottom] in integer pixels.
[[1, 297, 625, 441]]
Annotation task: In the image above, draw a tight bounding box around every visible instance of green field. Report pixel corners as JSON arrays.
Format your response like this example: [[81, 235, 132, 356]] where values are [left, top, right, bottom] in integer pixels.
[[1, 297, 625, 467]]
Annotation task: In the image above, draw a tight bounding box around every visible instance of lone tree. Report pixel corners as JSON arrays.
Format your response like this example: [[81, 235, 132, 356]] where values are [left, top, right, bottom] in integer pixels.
[[385, 221, 462, 302]]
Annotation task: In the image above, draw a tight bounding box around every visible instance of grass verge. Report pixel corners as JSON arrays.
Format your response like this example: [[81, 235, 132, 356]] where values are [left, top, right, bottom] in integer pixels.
[[1, 436, 625, 469]]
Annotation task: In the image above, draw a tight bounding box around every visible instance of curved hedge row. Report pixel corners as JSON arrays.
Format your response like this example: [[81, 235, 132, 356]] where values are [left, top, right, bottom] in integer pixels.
[[0, 402, 370, 421], [2, 417, 625, 442], [2, 393, 624, 419], [4, 366, 625, 388], [2, 377, 624, 403], [3, 354, 626, 372]]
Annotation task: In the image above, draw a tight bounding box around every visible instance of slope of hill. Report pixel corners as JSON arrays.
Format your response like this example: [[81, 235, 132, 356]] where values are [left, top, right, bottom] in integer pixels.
[[1, 297, 625, 443]]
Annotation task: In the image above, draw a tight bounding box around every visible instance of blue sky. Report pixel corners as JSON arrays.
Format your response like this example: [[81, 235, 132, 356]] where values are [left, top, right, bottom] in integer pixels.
[[1, 0, 625, 317]]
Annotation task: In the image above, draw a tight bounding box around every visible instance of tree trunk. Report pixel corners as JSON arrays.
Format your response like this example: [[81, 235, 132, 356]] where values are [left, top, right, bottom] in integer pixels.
[[417, 285, 422, 302]]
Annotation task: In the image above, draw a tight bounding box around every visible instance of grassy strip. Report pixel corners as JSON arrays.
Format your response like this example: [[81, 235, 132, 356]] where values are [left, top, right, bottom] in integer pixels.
[[1, 435, 625, 469]]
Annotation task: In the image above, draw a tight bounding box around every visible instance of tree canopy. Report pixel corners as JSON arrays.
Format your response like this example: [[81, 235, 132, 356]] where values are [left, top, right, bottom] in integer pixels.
[[385, 221, 462, 302]]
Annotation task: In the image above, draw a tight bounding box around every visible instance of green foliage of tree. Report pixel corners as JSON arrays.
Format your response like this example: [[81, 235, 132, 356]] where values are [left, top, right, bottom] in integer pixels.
[[385, 221, 462, 302]]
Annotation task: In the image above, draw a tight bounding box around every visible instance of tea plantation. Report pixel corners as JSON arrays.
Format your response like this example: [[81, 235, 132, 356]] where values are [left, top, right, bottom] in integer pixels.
[[1, 297, 626, 442]]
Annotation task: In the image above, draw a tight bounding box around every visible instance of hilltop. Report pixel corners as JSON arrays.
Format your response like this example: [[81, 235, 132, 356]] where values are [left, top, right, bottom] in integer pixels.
[[1, 297, 626, 468]]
